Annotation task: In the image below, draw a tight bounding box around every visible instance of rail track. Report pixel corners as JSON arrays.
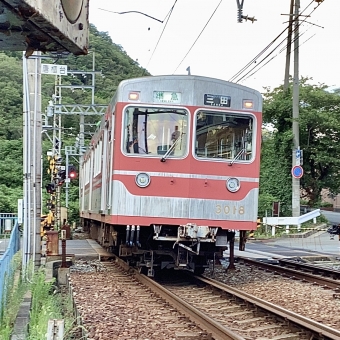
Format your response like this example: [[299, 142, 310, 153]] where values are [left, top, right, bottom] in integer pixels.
[[236, 256, 340, 292], [67, 255, 340, 340]]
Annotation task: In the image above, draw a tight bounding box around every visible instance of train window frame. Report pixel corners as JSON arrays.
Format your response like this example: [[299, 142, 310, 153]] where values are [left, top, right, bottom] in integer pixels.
[[121, 104, 190, 159], [93, 139, 103, 177], [193, 109, 256, 163], [84, 159, 90, 185]]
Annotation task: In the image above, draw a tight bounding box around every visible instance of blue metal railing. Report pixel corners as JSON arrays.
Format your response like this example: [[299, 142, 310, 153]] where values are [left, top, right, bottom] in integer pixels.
[[0, 219, 20, 315]]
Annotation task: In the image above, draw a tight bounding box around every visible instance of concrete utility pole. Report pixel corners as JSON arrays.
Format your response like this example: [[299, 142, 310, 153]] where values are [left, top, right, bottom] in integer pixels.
[[292, 0, 300, 218], [283, 0, 295, 91], [23, 52, 42, 270]]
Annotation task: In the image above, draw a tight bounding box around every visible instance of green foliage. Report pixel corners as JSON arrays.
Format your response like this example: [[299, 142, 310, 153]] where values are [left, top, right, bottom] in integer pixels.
[[28, 269, 78, 340], [261, 78, 340, 211], [259, 136, 291, 216], [0, 53, 23, 140], [0, 24, 150, 219], [28, 271, 62, 340]]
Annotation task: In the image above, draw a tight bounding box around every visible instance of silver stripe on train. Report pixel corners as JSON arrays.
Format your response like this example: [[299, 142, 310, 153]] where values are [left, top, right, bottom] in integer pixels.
[[111, 180, 259, 221], [113, 170, 259, 183]]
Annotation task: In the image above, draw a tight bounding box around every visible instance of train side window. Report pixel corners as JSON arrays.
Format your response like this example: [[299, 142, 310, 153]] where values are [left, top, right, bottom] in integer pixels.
[[123, 106, 189, 158], [195, 111, 254, 161]]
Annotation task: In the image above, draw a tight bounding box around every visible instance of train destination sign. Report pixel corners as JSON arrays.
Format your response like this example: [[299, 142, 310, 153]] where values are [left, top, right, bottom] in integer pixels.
[[153, 91, 181, 104], [204, 94, 231, 107]]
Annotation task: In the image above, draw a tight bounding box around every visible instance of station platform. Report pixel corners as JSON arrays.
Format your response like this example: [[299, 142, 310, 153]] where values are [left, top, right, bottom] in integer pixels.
[[44, 239, 113, 262]]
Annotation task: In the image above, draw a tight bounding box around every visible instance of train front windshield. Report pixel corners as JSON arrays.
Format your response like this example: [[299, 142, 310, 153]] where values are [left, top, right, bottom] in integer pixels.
[[195, 111, 254, 161], [124, 106, 188, 157]]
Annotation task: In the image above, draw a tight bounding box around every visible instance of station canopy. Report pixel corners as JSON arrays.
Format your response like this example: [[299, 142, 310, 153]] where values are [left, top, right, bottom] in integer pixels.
[[0, 0, 89, 56]]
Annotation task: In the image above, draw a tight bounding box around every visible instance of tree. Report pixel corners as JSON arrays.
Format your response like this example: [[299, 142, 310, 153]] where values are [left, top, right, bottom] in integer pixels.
[[0, 24, 151, 217], [259, 134, 291, 216], [262, 78, 340, 207]]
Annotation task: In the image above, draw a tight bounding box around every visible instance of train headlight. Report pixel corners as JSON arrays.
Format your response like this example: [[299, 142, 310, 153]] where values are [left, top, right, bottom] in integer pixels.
[[226, 177, 240, 192], [135, 173, 151, 188]]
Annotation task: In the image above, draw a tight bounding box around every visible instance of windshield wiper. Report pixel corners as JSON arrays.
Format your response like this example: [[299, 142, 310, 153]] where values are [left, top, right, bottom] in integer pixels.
[[160, 137, 181, 162], [228, 149, 245, 166]]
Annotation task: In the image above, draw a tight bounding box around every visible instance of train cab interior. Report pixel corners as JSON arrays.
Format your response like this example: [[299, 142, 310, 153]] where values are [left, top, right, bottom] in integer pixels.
[[195, 111, 254, 161], [123, 106, 188, 158]]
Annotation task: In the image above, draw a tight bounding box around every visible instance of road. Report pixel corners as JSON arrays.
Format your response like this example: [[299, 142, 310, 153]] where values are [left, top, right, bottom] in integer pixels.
[[320, 210, 340, 225], [0, 237, 12, 256]]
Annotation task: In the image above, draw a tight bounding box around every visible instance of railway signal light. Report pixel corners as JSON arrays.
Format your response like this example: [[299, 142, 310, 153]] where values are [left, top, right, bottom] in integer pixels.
[[68, 165, 77, 179], [45, 183, 56, 194]]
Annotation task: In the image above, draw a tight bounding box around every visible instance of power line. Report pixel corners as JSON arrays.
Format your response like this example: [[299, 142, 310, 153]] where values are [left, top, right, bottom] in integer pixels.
[[228, 27, 289, 82], [229, 0, 323, 84], [172, 0, 223, 74], [142, 0, 178, 76], [98, 8, 163, 23]]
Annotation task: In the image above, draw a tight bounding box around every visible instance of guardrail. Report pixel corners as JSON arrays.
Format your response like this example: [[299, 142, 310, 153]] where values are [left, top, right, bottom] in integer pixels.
[[0, 220, 20, 315]]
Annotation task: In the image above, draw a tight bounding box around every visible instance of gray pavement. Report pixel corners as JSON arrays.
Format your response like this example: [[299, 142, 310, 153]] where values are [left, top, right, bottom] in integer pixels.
[[234, 230, 340, 260], [55, 239, 113, 260], [320, 210, 340, 224], [266, 230, 340, 255], [0, 236, 11, 254]]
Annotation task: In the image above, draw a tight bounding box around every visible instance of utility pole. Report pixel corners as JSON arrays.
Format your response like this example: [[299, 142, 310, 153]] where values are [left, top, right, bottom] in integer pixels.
[[283, 0, 295, 91], [292, 0, 301, 218], [22, 52, 42, 270]]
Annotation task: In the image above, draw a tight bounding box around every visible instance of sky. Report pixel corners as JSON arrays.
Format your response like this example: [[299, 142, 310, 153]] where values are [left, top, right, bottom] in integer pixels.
[[88, 0, 340, 93]]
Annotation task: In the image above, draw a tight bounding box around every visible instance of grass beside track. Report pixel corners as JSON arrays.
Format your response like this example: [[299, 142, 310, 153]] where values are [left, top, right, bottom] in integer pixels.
[[0, 254, 75, 340]]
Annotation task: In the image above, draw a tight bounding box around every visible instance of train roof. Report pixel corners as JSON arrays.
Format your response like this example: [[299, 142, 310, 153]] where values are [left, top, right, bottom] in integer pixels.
[[111, 75, 263, 111]]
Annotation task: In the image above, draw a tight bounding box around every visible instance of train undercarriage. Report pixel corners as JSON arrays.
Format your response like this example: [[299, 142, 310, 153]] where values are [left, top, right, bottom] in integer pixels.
[[82, 218, 247, 276]]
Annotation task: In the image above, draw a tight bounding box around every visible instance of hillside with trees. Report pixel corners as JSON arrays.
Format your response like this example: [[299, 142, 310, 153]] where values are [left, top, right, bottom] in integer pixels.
[[0, 24, 149, 216]]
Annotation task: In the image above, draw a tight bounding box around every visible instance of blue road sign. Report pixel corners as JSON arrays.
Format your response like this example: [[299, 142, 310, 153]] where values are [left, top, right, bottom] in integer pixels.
[[292, 165, 303, 179], [295, 149, 301, 158]]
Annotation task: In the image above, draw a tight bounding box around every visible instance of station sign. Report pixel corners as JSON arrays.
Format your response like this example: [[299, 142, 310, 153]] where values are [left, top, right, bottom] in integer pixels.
[[41, 64, 68, 76]]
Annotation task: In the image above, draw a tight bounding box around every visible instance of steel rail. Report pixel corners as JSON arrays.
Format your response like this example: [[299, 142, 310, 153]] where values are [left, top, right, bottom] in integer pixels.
[[238, 257, 340, 290], [279, 258, 340, 279], [136, 273, 244, 340], [113, 256, 243, 340], [198, 275, 340, 340]]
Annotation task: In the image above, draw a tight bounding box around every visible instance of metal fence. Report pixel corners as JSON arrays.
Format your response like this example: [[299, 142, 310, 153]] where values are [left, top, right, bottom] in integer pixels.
[[0, 219, 20, 314], [0, 213, 17, 235]]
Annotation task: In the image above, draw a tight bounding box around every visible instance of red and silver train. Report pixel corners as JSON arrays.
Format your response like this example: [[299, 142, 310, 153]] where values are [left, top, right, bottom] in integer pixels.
[[80, 75, 262, 275]]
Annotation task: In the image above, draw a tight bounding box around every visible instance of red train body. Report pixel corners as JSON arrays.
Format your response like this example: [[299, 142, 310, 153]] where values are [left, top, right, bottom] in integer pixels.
[[80, 75, 262, 275]]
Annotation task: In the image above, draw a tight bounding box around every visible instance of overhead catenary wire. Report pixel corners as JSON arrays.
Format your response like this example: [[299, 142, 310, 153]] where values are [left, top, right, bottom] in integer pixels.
[[229, 0, 315, 82], [98, 8, 163, 23], [228, 27, 289, 83], [142, 0, 178, 76], [241, 32, 316, 85], [229, 0, 324, 84], [172, 0, 223, 74]]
